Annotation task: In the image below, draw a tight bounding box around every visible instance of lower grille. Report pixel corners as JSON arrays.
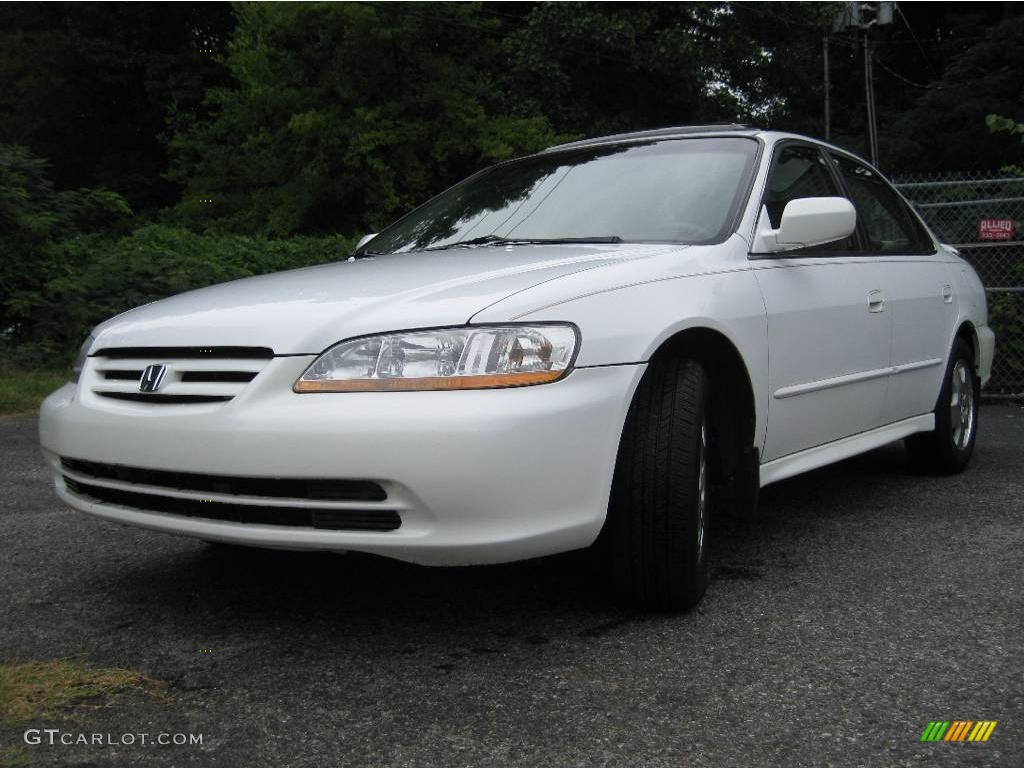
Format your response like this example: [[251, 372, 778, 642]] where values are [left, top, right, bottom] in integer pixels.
[[64, 477, 401, 532], [60, 457, 387, 502]]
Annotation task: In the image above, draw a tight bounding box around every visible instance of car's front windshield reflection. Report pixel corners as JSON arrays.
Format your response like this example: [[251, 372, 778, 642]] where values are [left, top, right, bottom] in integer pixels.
[[363, 137, 759, 255]]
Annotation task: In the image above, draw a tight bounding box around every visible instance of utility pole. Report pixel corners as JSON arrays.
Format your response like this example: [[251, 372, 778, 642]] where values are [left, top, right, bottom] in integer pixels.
[[823, 34, 831, 141], [831, 1, 893, 166], [863, 32, 879, 166]]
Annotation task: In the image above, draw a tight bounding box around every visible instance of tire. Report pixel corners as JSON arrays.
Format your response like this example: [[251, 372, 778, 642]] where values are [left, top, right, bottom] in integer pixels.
[[606, 356, 711, 611], [905, 337, 979, 473]]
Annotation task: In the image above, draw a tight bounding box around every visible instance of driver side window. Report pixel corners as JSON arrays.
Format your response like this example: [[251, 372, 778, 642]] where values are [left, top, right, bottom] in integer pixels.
[[764, 145, 856, 252]]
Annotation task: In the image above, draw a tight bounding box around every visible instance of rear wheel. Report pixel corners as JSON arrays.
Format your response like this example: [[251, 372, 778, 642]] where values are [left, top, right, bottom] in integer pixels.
[[606, 357, 711, 611], [905, 337, 978, 473]]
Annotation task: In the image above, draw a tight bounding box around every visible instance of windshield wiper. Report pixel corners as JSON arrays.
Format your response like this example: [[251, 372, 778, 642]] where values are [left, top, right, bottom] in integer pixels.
[[430, 235, 623, 250]]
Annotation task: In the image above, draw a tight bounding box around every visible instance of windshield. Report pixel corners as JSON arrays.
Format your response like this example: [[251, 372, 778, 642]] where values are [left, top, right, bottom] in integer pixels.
[[362, 137, 759, 255]]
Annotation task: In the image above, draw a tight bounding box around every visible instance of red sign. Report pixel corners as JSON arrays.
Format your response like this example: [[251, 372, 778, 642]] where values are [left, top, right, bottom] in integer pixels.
[[978, 218, 1014, 241]]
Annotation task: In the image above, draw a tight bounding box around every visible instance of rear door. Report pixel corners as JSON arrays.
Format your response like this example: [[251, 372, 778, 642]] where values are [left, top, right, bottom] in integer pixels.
[[751, 142, 892, 462], [828, 153, 955, 424]]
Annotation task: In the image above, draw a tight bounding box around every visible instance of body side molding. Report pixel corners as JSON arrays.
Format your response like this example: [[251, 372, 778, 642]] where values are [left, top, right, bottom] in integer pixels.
[[773, 358, 944, 399]]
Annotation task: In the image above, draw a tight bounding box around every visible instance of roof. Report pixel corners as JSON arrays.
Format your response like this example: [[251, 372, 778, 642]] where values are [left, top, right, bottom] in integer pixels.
[[542, 124, 761, 153]]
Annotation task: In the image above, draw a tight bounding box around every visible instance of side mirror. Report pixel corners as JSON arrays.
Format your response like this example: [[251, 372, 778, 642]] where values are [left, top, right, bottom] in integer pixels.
[[756, 197, 856, 253], [355, 233, 378, 251]]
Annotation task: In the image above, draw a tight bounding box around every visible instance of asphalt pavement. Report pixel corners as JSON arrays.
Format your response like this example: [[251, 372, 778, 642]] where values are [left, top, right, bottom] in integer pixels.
[[1, 407, 1021, 767]]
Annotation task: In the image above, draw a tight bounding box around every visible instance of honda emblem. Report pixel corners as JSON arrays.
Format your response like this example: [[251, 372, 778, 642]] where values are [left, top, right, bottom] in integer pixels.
[[139, 364, 168, 393]]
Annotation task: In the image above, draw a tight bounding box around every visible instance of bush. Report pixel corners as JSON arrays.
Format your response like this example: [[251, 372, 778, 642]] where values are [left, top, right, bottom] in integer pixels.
[[1, 143, 131, 362], [4, 224, 355, 366], [2, 144, 357, 367]]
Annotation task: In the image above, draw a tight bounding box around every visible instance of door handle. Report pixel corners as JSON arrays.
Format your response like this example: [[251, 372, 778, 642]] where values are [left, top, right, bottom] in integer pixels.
[[942, 284, 954, 303], [868, 289, 886, 313]]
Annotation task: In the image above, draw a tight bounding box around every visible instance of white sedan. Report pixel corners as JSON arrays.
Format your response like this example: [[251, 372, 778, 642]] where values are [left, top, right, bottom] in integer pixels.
[[39, 126, 995, 610]]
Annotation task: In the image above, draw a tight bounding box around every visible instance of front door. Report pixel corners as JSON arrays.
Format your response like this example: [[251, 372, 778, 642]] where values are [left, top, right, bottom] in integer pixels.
[[751, 143, 892, 462]]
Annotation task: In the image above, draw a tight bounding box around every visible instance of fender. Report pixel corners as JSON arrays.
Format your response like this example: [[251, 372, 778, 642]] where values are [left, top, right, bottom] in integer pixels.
[[472, 236, 770, 451]]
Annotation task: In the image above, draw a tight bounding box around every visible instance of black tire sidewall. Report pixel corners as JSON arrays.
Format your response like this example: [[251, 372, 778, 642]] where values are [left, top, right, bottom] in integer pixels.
[[932, 338, 979, 469], [607, 357, 711, 610]]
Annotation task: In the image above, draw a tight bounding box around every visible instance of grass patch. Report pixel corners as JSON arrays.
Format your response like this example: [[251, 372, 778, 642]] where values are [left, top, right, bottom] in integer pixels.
[[0, 747, 30, 768], [0, 367, 68, 416], [0, 660, 166, 725]]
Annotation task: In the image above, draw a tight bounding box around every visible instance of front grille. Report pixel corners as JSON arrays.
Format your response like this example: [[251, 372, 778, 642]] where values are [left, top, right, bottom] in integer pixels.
[[103, 370, 144, 381], [180, 371, 259, 383], [64, 477, 401, 532], [93, 346, 274, 359], [101, 370, 259, 384], [61, 457, 387, 502], [96, 393, 234, 404], [88, 346, 272, 405]]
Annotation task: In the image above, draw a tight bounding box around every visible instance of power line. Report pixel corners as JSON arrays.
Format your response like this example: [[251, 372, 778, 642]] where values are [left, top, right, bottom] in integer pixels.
[[895, 2, 935, 73], [873, 57, 943, 90]]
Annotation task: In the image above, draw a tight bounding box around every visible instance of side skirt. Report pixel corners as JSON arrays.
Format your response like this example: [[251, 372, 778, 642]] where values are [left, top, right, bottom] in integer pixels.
[[759, 413, 935, 487]]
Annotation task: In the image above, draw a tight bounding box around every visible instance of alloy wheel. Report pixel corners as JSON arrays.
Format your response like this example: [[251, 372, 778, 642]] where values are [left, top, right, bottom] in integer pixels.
[[949, 360, 975, 450]]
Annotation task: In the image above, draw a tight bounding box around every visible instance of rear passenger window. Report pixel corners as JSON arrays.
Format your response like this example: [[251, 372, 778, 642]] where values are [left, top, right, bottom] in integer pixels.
[[764, 145, 855, 252], [830, 154, 933, 253]]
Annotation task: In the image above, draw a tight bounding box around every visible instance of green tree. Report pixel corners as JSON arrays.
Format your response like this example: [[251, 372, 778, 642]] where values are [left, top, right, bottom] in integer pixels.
[[0, 2, 234, 213], [986, 114, 1024, 176], [500, 2, 837, 137], [0, 144, 129, 360], [878, 16, 1024, 171], [169, 2, 561, 237]]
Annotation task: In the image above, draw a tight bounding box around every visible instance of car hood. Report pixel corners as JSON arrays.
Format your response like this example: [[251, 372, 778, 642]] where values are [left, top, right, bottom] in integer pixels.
[[90, 243, 682, 354]]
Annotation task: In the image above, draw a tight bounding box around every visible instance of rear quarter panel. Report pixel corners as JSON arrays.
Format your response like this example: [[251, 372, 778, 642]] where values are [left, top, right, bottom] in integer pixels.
[[947, 250, 995, 385]]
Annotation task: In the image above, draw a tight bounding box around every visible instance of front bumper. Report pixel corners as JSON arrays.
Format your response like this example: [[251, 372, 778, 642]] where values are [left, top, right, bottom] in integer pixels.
[[39, 357, 642, 565]]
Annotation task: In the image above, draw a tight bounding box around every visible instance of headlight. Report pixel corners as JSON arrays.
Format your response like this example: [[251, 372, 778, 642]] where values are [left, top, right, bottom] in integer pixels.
[[71, 333, 95, 383], [294, 324, 578, 392]]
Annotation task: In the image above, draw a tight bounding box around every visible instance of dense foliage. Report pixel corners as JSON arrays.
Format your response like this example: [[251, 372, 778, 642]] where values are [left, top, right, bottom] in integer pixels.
[[0, 145, 131, 361], [168, 3, 564, 236], [0, 159, 354, 364], [1, 1, 1022, 365]]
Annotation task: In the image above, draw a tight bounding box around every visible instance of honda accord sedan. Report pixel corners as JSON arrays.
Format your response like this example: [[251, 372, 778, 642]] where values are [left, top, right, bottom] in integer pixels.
[[39, 125, 995, 610]]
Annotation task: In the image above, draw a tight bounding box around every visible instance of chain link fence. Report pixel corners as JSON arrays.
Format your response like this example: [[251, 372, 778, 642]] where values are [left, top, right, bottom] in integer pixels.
[[893, 172, 1024, 398]]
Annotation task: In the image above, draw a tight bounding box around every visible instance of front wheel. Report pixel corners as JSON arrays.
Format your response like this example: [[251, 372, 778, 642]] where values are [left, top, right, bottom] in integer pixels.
[[606, 357, 711, 611], [905, 337, 979, 473]]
